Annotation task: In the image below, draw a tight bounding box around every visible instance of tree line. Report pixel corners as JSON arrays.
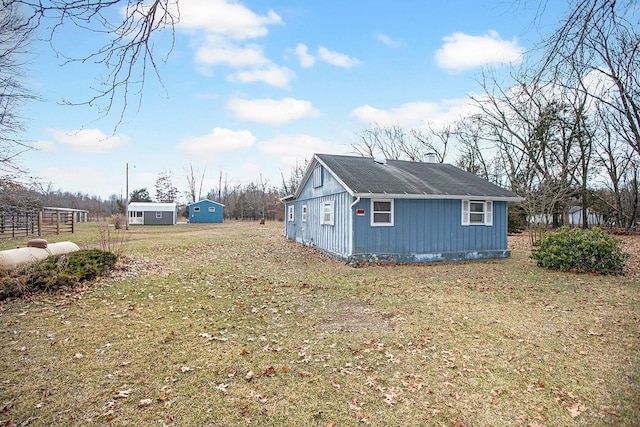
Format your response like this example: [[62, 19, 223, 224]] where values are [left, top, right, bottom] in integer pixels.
[[351, 0, 639, 239], [0, 169, 294, 222], [1, 1, 638, 234]]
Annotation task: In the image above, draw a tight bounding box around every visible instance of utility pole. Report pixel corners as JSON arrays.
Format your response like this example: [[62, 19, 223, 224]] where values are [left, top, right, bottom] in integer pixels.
[[125, 162, 129, 230]]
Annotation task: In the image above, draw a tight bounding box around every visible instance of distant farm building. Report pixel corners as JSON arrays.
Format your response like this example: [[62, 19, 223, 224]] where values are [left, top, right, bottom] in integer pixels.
[[188, 199, 224, 223], [127, 202, 177, 225]]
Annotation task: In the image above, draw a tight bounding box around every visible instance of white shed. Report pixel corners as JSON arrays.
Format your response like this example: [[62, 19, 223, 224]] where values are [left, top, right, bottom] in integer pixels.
[[127, 202, 177, 225]]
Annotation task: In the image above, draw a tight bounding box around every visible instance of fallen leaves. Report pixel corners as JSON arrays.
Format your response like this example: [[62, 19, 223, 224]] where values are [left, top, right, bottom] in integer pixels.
[[567, 402, 588, 419], [138, 398, 153, 407], [113, 389, 131, 399], [552, 388, 589, 419]]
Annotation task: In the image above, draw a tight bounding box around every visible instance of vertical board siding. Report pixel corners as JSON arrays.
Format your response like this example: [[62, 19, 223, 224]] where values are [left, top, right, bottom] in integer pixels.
[[284, 165, 352, 259], [143, 211, 174, 225], [189, 200, 224, 223], [284, 161, 510, 261], [353, 199, 508, 256]]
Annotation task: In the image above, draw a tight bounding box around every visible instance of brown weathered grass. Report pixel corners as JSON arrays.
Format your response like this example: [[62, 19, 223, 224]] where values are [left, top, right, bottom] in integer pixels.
[[0, 221, 638, 426]]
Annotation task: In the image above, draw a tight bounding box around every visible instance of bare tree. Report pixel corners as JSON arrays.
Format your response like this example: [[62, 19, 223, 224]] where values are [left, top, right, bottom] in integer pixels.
[[452, 117, 494, 180], [410, 124, 452, 163], [532, 0, 640, 229], [184, 162, 206, 204], [3, 0, 179, 129], [0, 3, 36, 178], [352, 123, 452, 162], [280, 158, 309, 196], [467, 71, 596, 241]]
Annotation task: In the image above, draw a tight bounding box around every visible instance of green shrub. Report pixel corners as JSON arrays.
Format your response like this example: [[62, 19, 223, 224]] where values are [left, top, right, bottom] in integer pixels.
[[531, 227, 629, 275], [0, 249, 117, 299]]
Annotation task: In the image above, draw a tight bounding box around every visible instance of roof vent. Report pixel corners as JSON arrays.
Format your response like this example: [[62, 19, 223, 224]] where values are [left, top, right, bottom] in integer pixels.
[[425, 153, 437, 163], [374, 157, 387, 165]]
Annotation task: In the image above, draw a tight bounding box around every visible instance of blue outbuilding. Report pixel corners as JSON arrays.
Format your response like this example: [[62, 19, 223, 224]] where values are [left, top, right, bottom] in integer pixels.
[[282, 154, 523, 265], [188, 199, 224, 223]]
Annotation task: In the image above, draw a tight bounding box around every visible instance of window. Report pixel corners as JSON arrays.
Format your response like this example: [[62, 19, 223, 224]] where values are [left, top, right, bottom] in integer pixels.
[[193, 207, 200, 212], [313, 165, 323, 188], [371, 199, 393, 226], [288, 205, 295, 222], [320, 200, 334, 225], [156, 212, 162, 219], [461, 200, 493, 226], [208, 206, 215, 212], [302, 205, 307, 222]]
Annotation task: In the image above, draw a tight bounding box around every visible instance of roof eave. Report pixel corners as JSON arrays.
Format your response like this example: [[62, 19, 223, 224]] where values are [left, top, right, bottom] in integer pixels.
[[353, 192, 524, 202]]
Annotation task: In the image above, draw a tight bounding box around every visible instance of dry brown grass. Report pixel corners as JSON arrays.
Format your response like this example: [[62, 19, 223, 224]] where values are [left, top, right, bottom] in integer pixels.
[[0, 221, 638, 426]]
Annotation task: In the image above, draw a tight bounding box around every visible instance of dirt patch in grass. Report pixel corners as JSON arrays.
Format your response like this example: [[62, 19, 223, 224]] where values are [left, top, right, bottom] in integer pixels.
[[104, 255, 174, 281], [316, 298, 396, 334]]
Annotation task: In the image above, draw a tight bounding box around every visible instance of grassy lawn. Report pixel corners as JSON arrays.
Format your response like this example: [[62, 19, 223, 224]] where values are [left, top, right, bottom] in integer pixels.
[[0, 221, 638, 426]]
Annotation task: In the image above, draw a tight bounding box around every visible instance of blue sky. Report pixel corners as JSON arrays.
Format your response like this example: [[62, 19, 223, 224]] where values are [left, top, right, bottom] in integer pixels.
[[19, 0, 565, 200]]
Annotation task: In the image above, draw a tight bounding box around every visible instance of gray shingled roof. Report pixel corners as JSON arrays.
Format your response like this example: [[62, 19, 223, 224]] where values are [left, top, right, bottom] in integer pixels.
[[315, 154, 521, 200]]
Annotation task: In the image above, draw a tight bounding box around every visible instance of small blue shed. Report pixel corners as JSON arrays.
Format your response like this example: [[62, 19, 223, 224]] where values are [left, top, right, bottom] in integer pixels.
[[282, 154, 523, 264], [188, 199, 224, 223]]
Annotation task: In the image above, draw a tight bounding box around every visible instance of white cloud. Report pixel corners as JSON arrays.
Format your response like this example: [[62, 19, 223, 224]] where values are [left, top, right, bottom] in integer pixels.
[[227, 65, 295, 88], [435, 30, 523, 72], [178, 127, 256, 161], [226, 97, 319, 125], [33, 140, 56, 152], [195, 36, 269, 68], [374, 32, 401, 48], [177, 0, 282, 40], [240, 162, 262, 175], [317, 46, 361, 68], [294, 43, 315, 68], [36, 166, 117, 198], [176, 0, 288, 86], [45, 128, 129, 153], [259, 134, 343, 166], [350, 98, 475, 128]]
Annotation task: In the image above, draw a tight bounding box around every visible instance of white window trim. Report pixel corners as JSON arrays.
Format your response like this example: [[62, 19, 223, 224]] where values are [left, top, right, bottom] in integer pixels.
[[208, 206, 215, 212], [155, 211, 162, 219], [302, 205, 307, 222], [461, 200, 493, 226], [193, 207, 201, 212], [371, 199, 394, 227], [320, 200, 334, 226], [287, 205, 295, 222]]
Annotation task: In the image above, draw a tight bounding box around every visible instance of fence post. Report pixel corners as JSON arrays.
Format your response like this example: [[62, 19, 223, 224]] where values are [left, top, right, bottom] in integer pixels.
[[38, 210, 42, 236]]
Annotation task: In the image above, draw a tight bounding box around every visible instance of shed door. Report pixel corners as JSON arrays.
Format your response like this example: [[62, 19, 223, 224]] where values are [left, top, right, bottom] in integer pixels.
[[129, 211, 143, 225]]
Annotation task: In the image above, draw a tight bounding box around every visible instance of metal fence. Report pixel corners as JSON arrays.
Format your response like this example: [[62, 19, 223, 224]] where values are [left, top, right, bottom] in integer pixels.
[[0, 209, 76, 239]]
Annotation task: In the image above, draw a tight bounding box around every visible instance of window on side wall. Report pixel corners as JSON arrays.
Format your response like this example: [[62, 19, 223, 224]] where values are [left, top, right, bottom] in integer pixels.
[[302, 205, 307, 222], [371, 199, 393, 226], [320, 200, 334, 225], [156, 212, 162, 219], [208, 207, 215, 212], [193, 207, 200, 212], [288, 205, 295, 222], [461, 200, 493, 226]]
